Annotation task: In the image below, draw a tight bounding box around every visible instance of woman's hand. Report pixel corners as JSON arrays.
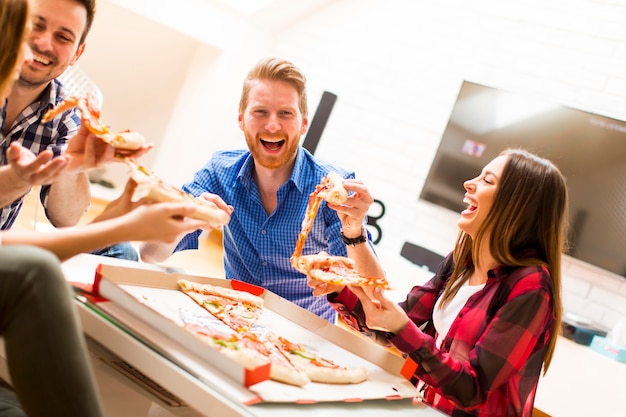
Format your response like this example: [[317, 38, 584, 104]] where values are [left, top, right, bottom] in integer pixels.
[[93, 177, 143, 222], [350, 286, 409, 334], [122, 202, 215, 244]]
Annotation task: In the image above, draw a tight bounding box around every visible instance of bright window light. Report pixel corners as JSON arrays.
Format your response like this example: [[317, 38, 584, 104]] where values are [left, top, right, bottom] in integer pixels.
[[216, 0, 276, 14]]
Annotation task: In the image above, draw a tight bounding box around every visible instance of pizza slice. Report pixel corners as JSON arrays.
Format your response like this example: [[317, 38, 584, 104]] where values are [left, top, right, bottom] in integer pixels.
[[183, 323, 270, 371], [316, 171, 349, 204], [42, 94, 146, 150], [178, 279, 264, 333], [292, 252, 391, 290], [127, 159, 231, 228], [246, 331, 311, 387], [269, 334, 369, 384], [291, 172, 349, 259]]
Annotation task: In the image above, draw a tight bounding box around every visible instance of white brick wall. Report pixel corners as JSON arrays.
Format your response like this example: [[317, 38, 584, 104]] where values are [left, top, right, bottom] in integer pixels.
[[104, 0, 625, 331], [266, 0, 626, 330]]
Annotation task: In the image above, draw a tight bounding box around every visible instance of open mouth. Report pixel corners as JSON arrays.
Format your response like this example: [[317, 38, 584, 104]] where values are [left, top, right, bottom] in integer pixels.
[[260, 138, 285, 152], [463, 197, 477, 213], [31, 53, 52, 67]]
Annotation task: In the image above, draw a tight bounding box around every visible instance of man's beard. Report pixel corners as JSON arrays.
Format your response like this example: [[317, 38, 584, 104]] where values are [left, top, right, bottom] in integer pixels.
[[245, 131, 298, 170], [16, 71, 54, 90]]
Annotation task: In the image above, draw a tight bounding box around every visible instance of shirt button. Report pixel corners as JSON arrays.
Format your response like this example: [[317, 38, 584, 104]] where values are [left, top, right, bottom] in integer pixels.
[[261, 230, 267, 235], [262, 261, 268, 266]]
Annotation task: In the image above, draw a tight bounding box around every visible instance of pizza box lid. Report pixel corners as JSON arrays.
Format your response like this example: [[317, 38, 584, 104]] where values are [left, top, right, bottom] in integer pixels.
[[89, 262, 419, 404]]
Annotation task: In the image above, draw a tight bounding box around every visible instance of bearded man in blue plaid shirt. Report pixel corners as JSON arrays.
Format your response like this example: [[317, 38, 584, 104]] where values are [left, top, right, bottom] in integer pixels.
[[141, 57, 386, 322]]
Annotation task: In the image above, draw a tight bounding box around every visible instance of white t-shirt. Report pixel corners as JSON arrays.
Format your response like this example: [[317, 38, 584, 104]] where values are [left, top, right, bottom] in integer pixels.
[[432, 280, 485, 348]]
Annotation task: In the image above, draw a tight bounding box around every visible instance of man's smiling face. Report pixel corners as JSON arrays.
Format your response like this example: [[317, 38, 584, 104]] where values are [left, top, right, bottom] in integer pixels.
[[239, 78, 308, 170], [17, 0, 86, 89]]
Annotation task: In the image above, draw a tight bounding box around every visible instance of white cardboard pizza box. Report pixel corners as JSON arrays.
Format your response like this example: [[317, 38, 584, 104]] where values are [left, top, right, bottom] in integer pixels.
[[88, 263, 418, 405]]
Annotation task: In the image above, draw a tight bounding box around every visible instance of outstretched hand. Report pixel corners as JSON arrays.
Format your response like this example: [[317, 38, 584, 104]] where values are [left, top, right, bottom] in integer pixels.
[[350, 286, 409, 334], [6, 142, 70, 186]]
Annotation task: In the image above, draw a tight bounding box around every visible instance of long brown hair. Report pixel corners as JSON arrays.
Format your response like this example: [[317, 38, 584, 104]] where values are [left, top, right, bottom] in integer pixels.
[[0, 0, 30, 98], [238, 57, 308, 117], [441, 148, 569, 372]]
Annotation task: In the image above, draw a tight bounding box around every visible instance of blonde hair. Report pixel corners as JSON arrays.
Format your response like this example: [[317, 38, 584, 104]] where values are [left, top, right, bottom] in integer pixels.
[[238, 57, 308, 117], [0, 0, 30, 99]]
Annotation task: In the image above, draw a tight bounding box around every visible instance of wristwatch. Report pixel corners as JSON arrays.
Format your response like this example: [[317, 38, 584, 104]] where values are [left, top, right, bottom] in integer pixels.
[[340, 226, 367, 247]]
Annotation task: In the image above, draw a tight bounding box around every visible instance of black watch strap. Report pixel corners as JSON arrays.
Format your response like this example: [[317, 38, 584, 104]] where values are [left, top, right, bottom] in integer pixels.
[[340, 226, 367, 246]]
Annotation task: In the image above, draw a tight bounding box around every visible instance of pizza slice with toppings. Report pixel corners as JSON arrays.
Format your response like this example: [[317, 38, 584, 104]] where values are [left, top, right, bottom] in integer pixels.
[[269, 334, 369, 384], [178, 279, 264, 333], [292, 252, 391, 290]]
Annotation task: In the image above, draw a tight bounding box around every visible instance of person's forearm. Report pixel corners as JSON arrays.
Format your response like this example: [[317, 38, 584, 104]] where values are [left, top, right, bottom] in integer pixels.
[[348, 243, 386, 278], [140, 241, 177, 263], [46, 172, 91, 227], [0, 166, 32, 208], [3, 218, 131, 261]]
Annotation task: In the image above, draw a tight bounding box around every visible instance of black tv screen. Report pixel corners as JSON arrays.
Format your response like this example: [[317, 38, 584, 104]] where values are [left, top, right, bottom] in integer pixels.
[[420, 81, 626, 277]]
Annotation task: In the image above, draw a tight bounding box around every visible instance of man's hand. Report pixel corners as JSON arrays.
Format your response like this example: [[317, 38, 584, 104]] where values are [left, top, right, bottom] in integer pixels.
[[6, 142, 70, 187], [65, 124, 152, 173], [306, 277, 345, 297], [327, 179, 374, 237]]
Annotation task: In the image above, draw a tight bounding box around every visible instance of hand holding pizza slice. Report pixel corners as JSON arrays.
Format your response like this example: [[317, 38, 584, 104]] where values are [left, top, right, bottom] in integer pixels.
[[43, 93, 147, 150], [126, 159, 231, 228]]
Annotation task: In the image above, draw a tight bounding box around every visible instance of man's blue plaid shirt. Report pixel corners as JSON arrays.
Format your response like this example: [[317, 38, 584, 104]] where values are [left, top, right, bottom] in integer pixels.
[[176, 147, 373, 322]]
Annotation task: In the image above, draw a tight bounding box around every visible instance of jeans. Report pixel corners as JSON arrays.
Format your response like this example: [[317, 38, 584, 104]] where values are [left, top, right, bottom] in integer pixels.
[[90, 241, 138, 261]]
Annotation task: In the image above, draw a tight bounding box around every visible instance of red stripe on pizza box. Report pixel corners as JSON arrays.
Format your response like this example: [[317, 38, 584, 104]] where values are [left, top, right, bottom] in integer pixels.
[[242, 395, 264, 406], [68, 263, 108, 303], [343, 397, 364, 403], [385, 394, 404, 400], [244, 362, 270, 387], [400, 357, 419, 381], [230, 279, 265, 297], [295, 399, 318, 404]]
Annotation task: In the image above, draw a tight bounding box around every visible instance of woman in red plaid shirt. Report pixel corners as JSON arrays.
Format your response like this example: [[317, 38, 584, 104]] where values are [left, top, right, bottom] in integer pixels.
[[313, 148, 568, 417]]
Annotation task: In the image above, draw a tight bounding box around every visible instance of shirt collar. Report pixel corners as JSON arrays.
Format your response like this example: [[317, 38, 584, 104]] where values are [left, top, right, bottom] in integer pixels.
[[37, 79, 71, 114], [236, 146, 313, 193]]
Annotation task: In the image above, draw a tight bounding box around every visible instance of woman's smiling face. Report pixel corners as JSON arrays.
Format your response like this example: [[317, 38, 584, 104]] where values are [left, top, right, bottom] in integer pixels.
[[458, 154, 508, 239]]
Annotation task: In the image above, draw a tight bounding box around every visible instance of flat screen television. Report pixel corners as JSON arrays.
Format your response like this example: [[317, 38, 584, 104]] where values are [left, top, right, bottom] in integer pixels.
[[420, 81, 626, 278]]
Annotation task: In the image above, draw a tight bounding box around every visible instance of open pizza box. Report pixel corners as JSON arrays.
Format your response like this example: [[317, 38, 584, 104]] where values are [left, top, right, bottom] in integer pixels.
[[84, 263, 419, 405]]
